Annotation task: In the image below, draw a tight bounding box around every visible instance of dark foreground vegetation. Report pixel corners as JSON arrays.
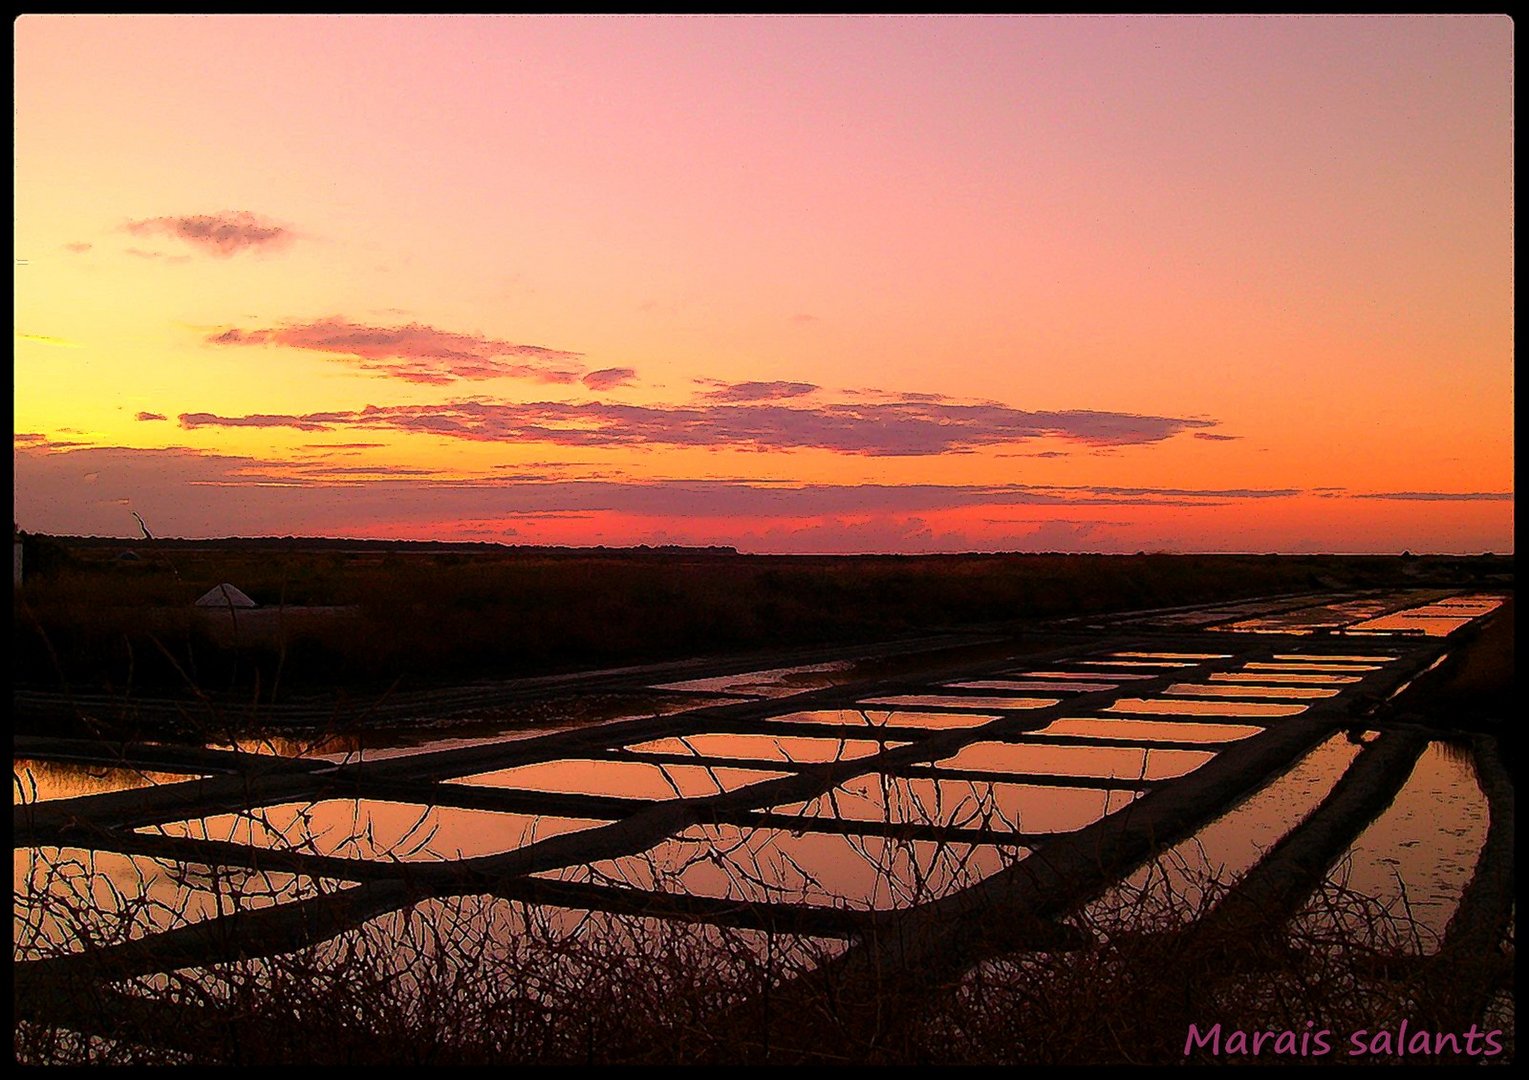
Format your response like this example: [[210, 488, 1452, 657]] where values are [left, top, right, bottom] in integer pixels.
[[13, 536, 1513, 703], [14, 840, 1514, 1065]]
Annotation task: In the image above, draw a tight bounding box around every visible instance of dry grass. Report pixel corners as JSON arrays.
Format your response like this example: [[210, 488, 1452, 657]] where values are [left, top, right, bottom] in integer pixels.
[[14, 781, 1514, 1065]]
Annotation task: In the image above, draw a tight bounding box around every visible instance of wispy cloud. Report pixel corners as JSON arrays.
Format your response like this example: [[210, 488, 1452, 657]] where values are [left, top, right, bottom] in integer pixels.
[[697, 379, 820, 402], [124, 247, 190, 263], [582, 367, 637, 391], [297, 442, 387, 450], [1342, 490, 1514, 502], [1080, 483, 1299, 498], [180, 411, 350, 433], [15, 332, 81, 348], [135, 412, 167, 422], [206, 316, 584, 385], [178, 397, 1217, 455], [14, 442, 1301, 539], [62, 241, 92, 254], [12, 433, 92, 450], [124, 211, 292, 256], [1193, 432, 1240, 441]]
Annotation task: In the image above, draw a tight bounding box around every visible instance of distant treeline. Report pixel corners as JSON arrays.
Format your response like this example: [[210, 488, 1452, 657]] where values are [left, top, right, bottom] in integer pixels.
[[13, 545, 1514, 714], [40, 535, 742, 557]]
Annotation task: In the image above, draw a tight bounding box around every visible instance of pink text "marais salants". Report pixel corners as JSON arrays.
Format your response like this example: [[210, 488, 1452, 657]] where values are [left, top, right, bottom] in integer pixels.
[[1185, 1021, 1505, 1059]]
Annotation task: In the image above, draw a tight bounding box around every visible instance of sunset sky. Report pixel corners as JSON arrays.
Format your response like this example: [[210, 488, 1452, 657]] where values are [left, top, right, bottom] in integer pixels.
[[13, 15, 1514, 553]]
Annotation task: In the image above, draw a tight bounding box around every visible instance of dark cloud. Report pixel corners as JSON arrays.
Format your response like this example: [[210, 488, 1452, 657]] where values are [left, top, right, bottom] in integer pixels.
[[124, 211, 291, 256], [843, 388, 956, 404], [1351, 491, 1513, 502], [14, 432, 96, 449], [1193, 432, 1241, 441], [206, 317, 583, 385], [1081, 484, 1299, 499], [178, 398, 1217, 455], [1015, 519, 1115, 551], [180, 411, 350, 433], [697, 380, 820, 403], [135, 412, 167, 422], [14, 443, 1508, 554], [13, 442, 1312, 541], [32, 443, 1511, 552], [582, 367, 637, 391], [285, 463, 434, 477], [297, 442, 387, 450]]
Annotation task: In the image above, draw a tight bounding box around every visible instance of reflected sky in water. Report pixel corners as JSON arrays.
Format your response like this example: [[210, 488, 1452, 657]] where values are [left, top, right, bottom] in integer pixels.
[[141, 800, 608, 861], [624, 732, 902, 763], [766, 708, 1002, 730], [860, 694, 1060, 711], [773, 773, 1141, 833], [937, 740, 1215, 781], [14, 759, 205, 804], [450, 758, 789, 799], [542, 823, 1026, 911], [945, 679, 1117, 693], [15, 846, 344, 959], [15, 595, 1502, 973], [1329, 741, 1489, 946], [1105, 697, 1308, 719], [1164, 682, 1340, 700], [1030, 717, 1261, 744]]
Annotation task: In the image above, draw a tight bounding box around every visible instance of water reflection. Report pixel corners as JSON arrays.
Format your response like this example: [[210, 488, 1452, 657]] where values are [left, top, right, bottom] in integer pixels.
[[1243, 661, 1381, 673], [15, 846, 343, 959], [773, 773, 1141, 833], [1343, 615, 1474, 637], [935, 741, 1215, 781], [1163, 683, 1340, 700], [1029, 717, 1261, 744], [1271, 654, 1396, 663], [764, 708, 1001, 731], [1105, 698, 1308, 719], [449, 759, 790, 799], [1328, 742, 1489, 945], [624, 733, 901, 764], [1208, 672, 1361, 685], [945, 679, 1117, 693], [142, 800, 608, 861], [1098, 734, 1491, 948], [543, 824, 1024, 910], [15, 602, 1488, 1013], [14, 760, 205, 804], [1010, 669, 1160, 681], [1105, 734, 1368, 915], [860, 694, 1059, 711], [189, 694, 746, 763], [1216, 593, 1503, 639], [1346, 595, 1503, 639], [351, 894, 849, 975], [1114, 652, 1231, 660], [1075, 660, 1198, 669], [1222, 596, 1405, 634]]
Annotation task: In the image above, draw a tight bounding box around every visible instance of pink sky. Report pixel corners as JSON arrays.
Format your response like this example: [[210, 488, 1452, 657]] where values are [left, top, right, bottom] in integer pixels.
[[13, 15, 1514, 552]]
